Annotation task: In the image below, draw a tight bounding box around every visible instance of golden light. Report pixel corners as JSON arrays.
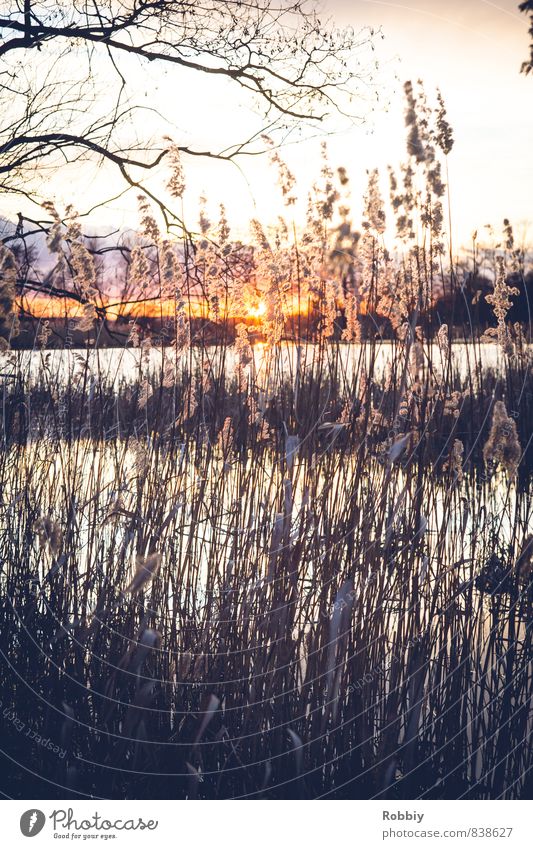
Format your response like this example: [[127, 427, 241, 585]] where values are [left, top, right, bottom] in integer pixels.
[[247, 300, 267, 320]]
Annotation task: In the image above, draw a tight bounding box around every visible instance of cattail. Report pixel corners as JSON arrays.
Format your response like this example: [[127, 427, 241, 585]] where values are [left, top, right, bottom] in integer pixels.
[[303, 142, 340, 225], [503, 219, 523, 273], [274, 153, 297, 205], [483, 400, 521, 477], [65, 204, 82, 241], [437, 323, 450, 359], [138, 378, 153, 409], [404, 80, 426, 163], [444, 439, 464, 483], [176, 383, 197, 425], [247, 394, 259, 428], [397, 391, 412, 424], [138, 195, 160, 242], [485, 256, 520, 354], [198, 196, 211, 235], [0, 244, 17, 345], [174, 299, 190, 354], [127, 322, 140, 347], [37, 320, 52, 348], [217, 203, 231, 244], [234, 325, 251, 389], [321, 287, 337, 340], [250, 218, 270, 251], [77, 303, 97, 332], [42, 201, 64, 254], [126, 552, 162, 594], [159, 240, 181, 292], [128, 246, 150, 292], [265, 136, 296, 206], [0, 244, 16, 297], [362, 168, 386, 235], [140, 334, 152, 362], [409, 341, 425, 380], [134, 441, 150, 477], [388, 165, 401, 211], [370, 407, 387, 429], [258, 416, 270, 442], [165, 138, 185, 198], [435, 89, 454, 155], [339, 399, 352, 424], [515, 535, 533, 585], [200, 360, 212, 394], [161, 358, 176, 389], [234, 322, 252, 370], [70, 239, 96, 297], [217, 417, 234, 456], [342, 292, 360, 342], [32, 515, 62, 556], [430, 198, 445, 239], [444, 391, 462, 418]]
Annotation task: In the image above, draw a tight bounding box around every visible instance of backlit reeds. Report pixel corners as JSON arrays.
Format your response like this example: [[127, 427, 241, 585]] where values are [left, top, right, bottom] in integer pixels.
[[0, 82, 531, 801]]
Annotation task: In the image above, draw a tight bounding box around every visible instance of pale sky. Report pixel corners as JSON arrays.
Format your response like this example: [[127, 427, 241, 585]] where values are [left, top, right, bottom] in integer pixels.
[[5, 0, 532, 249], [135, 0, 533, 247], [326, 0, 533, 246]]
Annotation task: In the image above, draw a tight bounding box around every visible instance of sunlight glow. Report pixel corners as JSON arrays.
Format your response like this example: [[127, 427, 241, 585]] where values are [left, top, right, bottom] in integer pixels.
[[247, 301, 267, 319]]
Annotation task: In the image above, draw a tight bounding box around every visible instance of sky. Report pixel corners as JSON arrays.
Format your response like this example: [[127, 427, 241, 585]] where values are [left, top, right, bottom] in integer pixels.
[[211, 0, 532, 248], [157, 0, 533, 249], [4, 0, 532, 250], [325, 0, 533, 246]]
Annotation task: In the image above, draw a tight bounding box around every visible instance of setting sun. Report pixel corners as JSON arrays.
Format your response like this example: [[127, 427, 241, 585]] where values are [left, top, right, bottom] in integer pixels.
[[247, 300, 267, 319]]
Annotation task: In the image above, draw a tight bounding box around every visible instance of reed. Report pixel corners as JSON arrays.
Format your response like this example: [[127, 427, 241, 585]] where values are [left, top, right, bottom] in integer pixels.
[[0, 323, 532, 800], [0, 82, 532, 801]]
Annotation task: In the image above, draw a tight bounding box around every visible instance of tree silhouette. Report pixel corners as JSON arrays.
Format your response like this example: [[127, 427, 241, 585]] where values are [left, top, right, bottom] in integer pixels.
[[0, 1, 377, 220]]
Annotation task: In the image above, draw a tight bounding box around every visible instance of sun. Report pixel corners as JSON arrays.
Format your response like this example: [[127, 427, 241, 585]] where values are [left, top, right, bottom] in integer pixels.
[[247, 300, 266, 319]]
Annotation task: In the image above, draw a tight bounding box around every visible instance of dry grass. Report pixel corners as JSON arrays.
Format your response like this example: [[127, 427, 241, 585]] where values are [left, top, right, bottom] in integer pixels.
[[1, 81, 532, 798], [0, 329, 532, 800]]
